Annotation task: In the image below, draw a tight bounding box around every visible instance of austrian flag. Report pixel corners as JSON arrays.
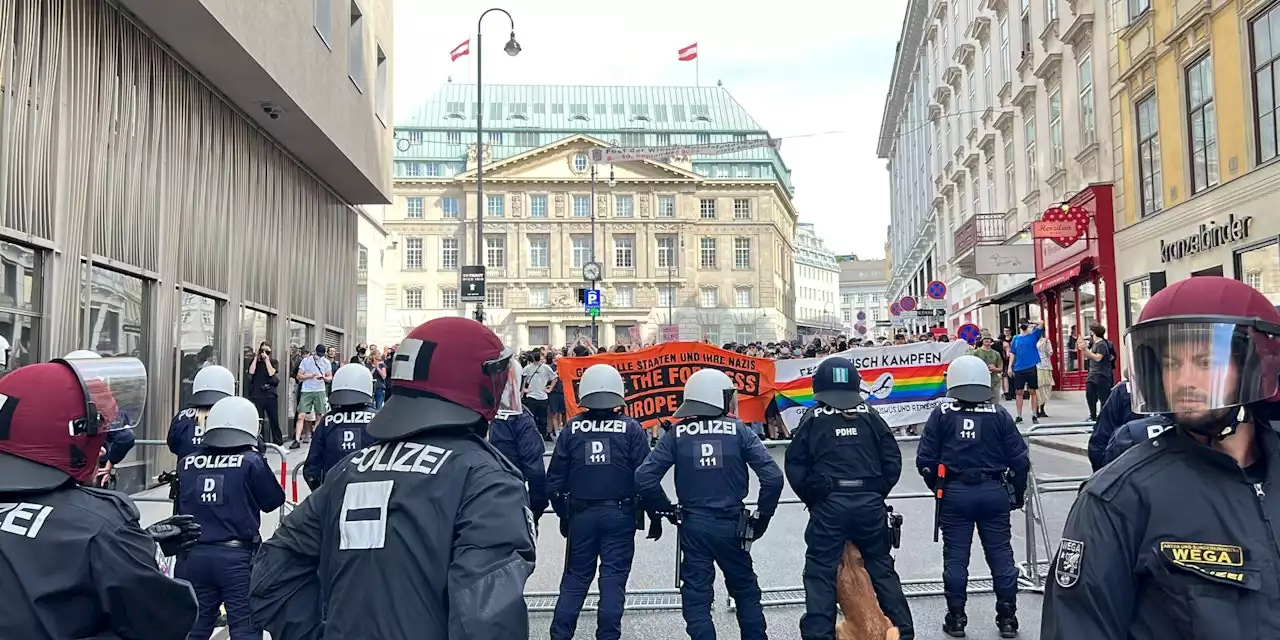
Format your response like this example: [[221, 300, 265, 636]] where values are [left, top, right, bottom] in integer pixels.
[[678, 43, 698, 61], [449, 39, 471, 62]]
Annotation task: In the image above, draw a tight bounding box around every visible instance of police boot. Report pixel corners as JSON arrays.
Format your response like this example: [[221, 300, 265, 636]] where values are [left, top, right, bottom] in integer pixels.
[[996, 602, 1019, 638], [942, 607, 967, 637]]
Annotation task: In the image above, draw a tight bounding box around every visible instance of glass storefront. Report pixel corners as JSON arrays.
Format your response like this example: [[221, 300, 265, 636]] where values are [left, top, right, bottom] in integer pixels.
[[177, 292, 222, 409], [1059, 286, 1081, 374], [81, 263, 149, 359], [0, 240, 42, 370], [240, 307, 273, 394], [1124, 277, 1152, 327], [288, 319, 313, 419], [1236, 240, 1280, 305]]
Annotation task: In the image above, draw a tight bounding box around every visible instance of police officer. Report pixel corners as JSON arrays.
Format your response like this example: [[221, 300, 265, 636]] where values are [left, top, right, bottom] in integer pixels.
[[168, 365, 238, 458], [1101, 414, 1172, 467], [488, 392, 549, 534], [917, 355, 1029, 637], [303, 363, 377, 490], [249, 318, 536, 639], [177, 396, 286, 640], [636, 368, 783, 640], [1086, 378, 1141, 471], [1043, 276, 1280, 638], [0, 357, 200, 639], [546, 363, 649, 640], [785, 357, 915, 640]]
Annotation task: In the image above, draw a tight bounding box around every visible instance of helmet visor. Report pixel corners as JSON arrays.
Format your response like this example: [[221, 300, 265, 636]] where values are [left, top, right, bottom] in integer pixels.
[[497, 355, 523, 416], [1126, 319, 1280, 414], [61, 356, 148, 433], [482, 348, 519, 416]]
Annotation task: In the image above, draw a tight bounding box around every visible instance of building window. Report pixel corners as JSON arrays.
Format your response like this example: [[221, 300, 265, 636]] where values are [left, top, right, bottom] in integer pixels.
[[82, 264, 148, 362], [485, 286, 505, 309], [529, 194, 548, 217], [733, 238, 751, 269], [700, 287, 718, 308], [1255, 7, 1280, 162], [696, 133, 711, 145], [1046, 0, 1058, 22], [571, 235, 591, 268], [615, 195, 634, 218], [347, 0, 366, 92], [528, 234, 549, 268], [487, 132, 502, 145], [1078, 54, 1095, 146], [405, 196, 424, 218], [999, 16, 1010, 85], [1004, 133, 1016, 206], [486, 195, 504, 217], [1129, 0, 1150, 19], [659, 285, 676, 308], [404, 237, 423, 270], [1236, 241, 1280, 305], [733, 198, 751, 220], [176, 291, 220, 408], [528, 287, 549, 308], [314, 0, 333, 46], [375, 45, 389, 124], [1024, 116, 1038, 189], [405, 288, 423, 309], [614, 286, 635, 308], [441, 197, 460, 219], [1049, 88, 1064, 171], [981, 44, 992, 105], [699, 237, 717, 269], [614, 235, 635, 268], [573, 153, 589, 172], [357, 245, 368, 274], [442, 288, 459, 309], [985, 156, 996, 210], [656, 133, 672, 145], [485, 236, 506, 268], [700, 198, 717, 220], [573, 195, 590, 217], [657, 235, 677, 269], [735, 286, 752, 308], [971, 176, 980, 214], [1124, 277, 1152, 327], [957, 182, 968, 216], [1186, 54, 1219, 194], [440, 237, 459, 270], [446, 131, 462, 144], [658, 195, 675, 218], [1136, 94, 1163, 216], [703, 325, 720, 344], [528, 325, 550, 345]]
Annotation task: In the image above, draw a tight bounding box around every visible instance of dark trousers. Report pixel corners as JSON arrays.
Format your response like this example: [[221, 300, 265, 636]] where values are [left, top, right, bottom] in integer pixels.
[[679, 513, 766, 640], [1086, 379, 1113, 419], [939, 482, 1018, 610], [526, 396, 550, 438], [800, 493, 913, 639], [551, 505, 636, 640], [175, 545, 260, 640], [251, 396, 282, 445]]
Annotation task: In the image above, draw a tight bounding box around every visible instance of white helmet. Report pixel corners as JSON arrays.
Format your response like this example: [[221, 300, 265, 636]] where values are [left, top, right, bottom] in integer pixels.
[[674, 368, 738, 418], [202, 397, 261, 448], [64, 350, 101, 359], [190, 365, 235, 407], [579, 364, 626, 410], [331, 363, 374, 407], [946, 355, 996, 404]]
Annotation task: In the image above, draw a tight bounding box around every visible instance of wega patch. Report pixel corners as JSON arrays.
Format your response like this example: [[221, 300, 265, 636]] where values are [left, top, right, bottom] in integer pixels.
[[1055, 539, 1084, 588], [1160, 541, 1248, 584]]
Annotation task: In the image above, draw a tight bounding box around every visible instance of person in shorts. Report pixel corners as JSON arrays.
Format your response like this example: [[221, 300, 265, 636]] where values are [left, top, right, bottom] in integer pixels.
[[1007, 320, 1045, 424], [293, 343, 332, 449]]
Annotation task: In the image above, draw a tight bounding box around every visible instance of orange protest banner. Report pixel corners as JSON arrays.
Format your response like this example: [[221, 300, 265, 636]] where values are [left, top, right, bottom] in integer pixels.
[[557, 341, 777, 428]]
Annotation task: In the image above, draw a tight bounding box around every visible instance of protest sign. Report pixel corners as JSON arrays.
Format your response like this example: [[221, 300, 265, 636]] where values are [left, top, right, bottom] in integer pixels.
[[773, 341, 969, 429], [558, 341, 776, 428]]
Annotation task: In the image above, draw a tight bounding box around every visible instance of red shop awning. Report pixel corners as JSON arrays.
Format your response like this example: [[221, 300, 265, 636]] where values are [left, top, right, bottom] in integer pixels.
[[1034, 262, 1085, 294]]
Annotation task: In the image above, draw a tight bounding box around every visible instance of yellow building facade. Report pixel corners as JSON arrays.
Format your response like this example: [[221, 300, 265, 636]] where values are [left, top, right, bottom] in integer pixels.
[[1112, 0, 1280, 330]]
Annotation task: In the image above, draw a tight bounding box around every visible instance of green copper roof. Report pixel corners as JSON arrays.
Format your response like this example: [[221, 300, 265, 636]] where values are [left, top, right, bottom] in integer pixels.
[[395, 83, 792, 189]]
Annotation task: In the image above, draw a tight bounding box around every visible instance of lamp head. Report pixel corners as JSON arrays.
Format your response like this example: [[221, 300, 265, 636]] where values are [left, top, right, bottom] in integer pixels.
[[504, 32, 521, 56]]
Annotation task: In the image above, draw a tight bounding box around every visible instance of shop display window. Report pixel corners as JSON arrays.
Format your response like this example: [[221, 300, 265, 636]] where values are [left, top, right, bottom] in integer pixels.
[[1236, 240, 1280, 306]]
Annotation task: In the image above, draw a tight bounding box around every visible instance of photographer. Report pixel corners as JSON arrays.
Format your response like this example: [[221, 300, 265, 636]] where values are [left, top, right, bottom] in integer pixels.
[[246, 341, 283, 445]]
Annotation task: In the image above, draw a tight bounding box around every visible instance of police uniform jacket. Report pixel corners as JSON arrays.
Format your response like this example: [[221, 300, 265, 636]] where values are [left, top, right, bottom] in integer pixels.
[[103, 427, 135, 466], [168, 408, 268, 460], [249, 428, 536, 640], [304, 405, 377, 490], [1042, 423, 1280, 639], [1102, 416, 1172, 468], [547, 410, 648, 506], [0, 484, 198, 639], [1088, 380, 1141, 471], [786, 404, 902, 503], [636, 416, 783, 519], [489, 407, 549, 514], [916, 401, 1029, 493], [178, 445, 286, 543]]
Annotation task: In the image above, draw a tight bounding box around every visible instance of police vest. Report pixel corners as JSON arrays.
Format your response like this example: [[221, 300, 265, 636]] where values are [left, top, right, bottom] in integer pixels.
[[564, 415, 635, 500], [169, 408, 211, 459], [936, 402, 1007, 471], [318, 409, 376, 473], [177, 449, 261, 543], [672, 417, 743, 508]]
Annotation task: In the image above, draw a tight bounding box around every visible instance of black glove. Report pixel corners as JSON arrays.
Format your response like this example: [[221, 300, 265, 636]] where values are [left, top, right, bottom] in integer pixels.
[[750, 514, 771, 541], [1011, 492, 1026, 510], [559, 517, 569, 539], [646, 514, 664, 541], [147, 514, 201, 557], [920, 466, 938, 492]]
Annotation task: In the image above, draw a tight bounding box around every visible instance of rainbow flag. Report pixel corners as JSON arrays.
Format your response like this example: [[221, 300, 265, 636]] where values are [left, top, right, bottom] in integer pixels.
[[774, 364, 949, 410]]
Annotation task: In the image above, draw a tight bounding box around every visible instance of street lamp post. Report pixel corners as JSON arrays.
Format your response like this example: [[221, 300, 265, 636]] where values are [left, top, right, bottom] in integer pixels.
[[471, 8, 520, 323], [589, 163, 597, 343]]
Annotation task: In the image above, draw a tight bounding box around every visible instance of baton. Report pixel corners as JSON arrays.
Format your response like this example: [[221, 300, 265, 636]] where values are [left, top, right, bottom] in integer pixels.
[[932, 464, 947, 543]]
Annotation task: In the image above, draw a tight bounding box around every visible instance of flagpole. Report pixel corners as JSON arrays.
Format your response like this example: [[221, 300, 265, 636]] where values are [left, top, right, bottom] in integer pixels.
[[696, 55, 700, 87]]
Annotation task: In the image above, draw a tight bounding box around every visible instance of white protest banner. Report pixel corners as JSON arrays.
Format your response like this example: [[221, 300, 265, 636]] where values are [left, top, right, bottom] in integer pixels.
[[773, 341, 970, 429], [588, 138, 781, 164]]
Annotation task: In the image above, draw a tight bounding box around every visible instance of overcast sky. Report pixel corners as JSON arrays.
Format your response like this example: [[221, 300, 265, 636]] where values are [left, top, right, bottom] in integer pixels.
[[392, 0, 906, 259]]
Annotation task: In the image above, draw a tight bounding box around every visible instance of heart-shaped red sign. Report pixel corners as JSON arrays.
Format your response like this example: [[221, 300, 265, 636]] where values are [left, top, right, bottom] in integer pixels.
[[1041, 204, 1089, 248]]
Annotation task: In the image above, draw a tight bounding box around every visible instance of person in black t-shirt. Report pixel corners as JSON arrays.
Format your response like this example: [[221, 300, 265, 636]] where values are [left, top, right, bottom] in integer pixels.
[[1078, 323, 1116, 420]]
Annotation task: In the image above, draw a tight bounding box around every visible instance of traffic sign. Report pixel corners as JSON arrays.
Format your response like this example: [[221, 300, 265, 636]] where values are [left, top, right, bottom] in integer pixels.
[[927, 281, 948, 300], [855, 324, 867, 335], [957, 323, 982, 345], [899, 296, 917, 312], [890, 302, 902, 316], [460, 266, 485, 302], [875, 320, 893, 328], [584, 288, 602, 310], [856, 311, 866, 321]]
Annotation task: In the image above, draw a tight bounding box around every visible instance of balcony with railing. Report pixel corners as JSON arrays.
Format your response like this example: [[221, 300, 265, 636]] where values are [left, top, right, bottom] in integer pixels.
[[952, 212, 1006, 278]]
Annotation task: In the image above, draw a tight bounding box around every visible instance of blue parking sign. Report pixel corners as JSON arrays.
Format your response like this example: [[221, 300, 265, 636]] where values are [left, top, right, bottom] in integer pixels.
[[585, 289, 601, 309]]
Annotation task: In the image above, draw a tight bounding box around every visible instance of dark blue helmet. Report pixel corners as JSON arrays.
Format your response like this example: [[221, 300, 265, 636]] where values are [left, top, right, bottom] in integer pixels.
[[812, 357, 862, 410]]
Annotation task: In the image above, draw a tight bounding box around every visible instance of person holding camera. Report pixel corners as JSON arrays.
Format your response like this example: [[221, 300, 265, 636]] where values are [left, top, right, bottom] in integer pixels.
[[246, 341, 283, 445]]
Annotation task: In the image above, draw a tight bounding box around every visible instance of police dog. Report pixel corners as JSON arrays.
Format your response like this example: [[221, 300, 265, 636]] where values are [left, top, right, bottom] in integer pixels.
[[835, 542, 899, 640]]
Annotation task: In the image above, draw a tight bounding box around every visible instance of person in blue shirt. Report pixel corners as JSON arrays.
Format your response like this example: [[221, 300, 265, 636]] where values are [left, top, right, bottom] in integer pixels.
[[1007, 320, 1045, 424], [177, 396, 286, 640], [303, 363, 378, 490], [546, 364, 649, 640], [917, 355, 1030, 638], [635, 368, 783, 640]]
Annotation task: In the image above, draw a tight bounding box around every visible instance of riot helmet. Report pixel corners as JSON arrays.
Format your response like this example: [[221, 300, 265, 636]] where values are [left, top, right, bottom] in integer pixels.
[[202, 397, 261, 448], [190, 365, 235, 407], [330, 363, 375, 407], [946, 355, 996, 403], [578, 364, 626, 410], [812, 356, 864, 410], [64, 350, 101, 360], [674, 368, 738, 418]]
